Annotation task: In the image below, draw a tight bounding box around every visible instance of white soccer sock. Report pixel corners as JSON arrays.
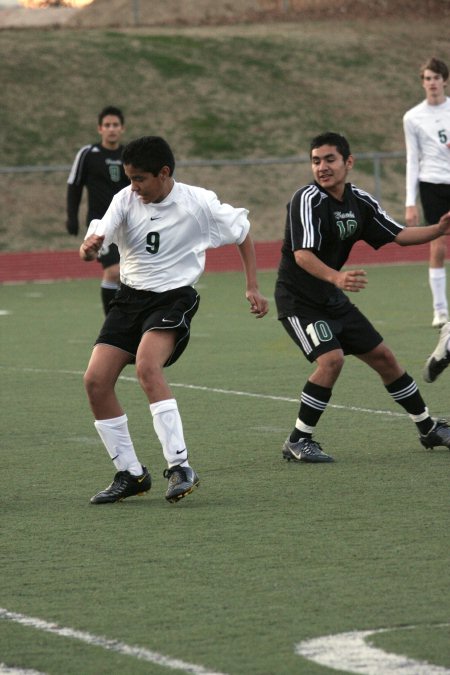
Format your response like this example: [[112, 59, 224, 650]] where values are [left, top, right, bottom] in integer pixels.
[[295, 418, 315, 434], [149, 399, 189, 468], [429, 268, 448, 312], [94, 414, 143, 475], [100, 280, 119, 290]]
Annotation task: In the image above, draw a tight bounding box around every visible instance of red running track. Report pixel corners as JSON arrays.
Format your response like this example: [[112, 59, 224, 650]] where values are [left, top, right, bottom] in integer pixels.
[[0, 239, 441, 284]]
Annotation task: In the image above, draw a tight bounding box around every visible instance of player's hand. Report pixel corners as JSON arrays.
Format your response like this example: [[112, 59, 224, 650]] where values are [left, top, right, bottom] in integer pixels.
[[246, 290, 269, 318], [437, 210, 450, 235], [66, 220, 79, 236], [80, 234, 105, 261], [335, 269, 367, 293], [405, 206, 419, 227]]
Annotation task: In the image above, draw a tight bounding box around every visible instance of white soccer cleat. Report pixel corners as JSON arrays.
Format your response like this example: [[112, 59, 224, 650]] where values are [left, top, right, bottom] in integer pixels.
[[432, 310, 449, 328], [423, 321, 450, 383]]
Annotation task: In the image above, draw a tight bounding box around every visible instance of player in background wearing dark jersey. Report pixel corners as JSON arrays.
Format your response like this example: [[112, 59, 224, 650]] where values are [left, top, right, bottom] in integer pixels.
[[66, 106, 129, 314], [275, 132, 450, 464]]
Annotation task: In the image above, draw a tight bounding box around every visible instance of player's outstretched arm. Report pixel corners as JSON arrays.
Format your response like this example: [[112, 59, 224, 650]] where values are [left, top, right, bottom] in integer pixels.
[[237, 233, 269, 318], [396, 210, 450, 246]]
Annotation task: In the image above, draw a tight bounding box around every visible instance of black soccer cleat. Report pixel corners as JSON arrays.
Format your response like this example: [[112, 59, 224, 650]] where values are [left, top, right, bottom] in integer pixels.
[[282, 437, 334, 463], [419, 420, 450, 450], [90, 465, 152, 504], [423, 321, 450, 383], [163, 465, 199, 503]]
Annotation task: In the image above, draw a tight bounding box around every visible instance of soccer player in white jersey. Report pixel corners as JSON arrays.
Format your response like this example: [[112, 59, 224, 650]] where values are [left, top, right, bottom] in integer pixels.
[[403, 57, 450, 328], [80, 136, 269, 504]]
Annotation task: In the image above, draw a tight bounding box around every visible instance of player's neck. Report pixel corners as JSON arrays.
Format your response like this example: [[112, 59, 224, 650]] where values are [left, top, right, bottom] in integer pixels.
[[426, 92, 446, 106], [101, 141, 120, 150]]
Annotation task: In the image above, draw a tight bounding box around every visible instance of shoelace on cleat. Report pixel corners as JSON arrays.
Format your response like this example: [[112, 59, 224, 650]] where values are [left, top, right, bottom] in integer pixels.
[[301, 440, 325, 455], [105, 471, 136, 495]]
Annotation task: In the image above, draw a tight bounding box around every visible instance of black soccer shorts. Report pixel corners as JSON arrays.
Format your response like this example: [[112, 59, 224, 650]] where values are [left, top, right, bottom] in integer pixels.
[[419, 182, 450, 225], [280, 302, 383, 363], [95, 284, 200, 366]]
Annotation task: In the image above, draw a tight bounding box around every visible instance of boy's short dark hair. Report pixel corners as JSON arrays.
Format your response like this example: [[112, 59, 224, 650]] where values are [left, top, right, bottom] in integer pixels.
[[122, 136, 176, 177], [98, 106, 125, 126], [420, 57, 449, 82], [309, 132, 351, 161]]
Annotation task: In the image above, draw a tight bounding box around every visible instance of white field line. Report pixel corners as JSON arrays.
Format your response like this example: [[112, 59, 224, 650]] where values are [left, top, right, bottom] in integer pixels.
[[1, 364, 447, 673], [0, 608, 228, 675], [0, 665, 45, 675], [2, 609, 449, 675], [2, 365, 407, 418], [295, 626, 450, 675]]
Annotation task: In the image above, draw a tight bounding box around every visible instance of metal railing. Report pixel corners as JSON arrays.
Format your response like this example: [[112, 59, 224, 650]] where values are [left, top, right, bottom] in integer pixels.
[[0, 150, 405, 203]]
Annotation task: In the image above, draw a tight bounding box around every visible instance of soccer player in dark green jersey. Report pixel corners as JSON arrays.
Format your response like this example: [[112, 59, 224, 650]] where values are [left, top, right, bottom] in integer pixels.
[[66, 106, 129, 314], [275, 132, 450, 463]]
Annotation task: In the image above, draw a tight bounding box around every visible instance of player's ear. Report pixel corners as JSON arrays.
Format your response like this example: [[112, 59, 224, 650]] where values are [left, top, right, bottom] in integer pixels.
[[346, 154, 354, 170]]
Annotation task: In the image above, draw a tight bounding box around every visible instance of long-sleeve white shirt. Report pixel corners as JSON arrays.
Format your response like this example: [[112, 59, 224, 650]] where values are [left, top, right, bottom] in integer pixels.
[[85, 181, 250, 291], [403, 97, 450, 206]]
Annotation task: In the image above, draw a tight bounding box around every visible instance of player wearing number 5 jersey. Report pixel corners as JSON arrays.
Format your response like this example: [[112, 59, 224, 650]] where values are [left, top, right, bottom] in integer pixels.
[[80, 136, 269, 504], [275, 132, 450, 464], [403, 57, 450, 328]]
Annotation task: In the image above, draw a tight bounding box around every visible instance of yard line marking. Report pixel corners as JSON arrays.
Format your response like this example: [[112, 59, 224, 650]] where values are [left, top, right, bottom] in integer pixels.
[[295, 625, 450, 674], [168, 382, 406, 417], [0, 665, 45, 675], [1, 365, 407, 419], [0, 608, 228, 675]]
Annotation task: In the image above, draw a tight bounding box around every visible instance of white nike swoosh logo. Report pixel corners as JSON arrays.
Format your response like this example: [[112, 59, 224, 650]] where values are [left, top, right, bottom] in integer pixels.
[[162, 318, 175, 323]]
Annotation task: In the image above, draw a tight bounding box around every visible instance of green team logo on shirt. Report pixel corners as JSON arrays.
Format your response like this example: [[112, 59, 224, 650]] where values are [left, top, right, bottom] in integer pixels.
[[108, 164, 122, 182], [335, 219, 357, 240]]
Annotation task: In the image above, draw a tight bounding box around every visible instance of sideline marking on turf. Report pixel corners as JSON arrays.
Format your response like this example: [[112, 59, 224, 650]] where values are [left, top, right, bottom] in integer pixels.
[[2, 366, 407, 419], [295, 625, 450, 674], [0, 608, 228, 675]]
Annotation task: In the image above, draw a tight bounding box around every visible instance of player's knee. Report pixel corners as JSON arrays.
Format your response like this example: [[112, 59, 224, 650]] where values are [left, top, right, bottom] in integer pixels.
[[83, 369, 105, 402], [317, 351, 344, 377], [135, 360, 161, 390], [370, 345, 402, 378], [328, 354, 345, 377]]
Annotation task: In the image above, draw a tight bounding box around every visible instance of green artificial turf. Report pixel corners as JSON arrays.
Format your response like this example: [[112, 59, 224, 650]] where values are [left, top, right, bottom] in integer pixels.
[[0, 267, 448, 674]]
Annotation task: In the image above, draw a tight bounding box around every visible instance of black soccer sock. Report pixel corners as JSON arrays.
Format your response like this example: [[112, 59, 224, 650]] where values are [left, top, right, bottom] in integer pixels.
[[385, 372, 434, 435], [290, 380, 332, 442], [101, 285, 118, 315]]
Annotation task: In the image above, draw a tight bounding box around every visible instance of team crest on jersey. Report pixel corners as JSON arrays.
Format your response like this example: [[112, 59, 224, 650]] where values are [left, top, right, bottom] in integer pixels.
[[106, 159, 122, 183], [334, 210, 357, 240]]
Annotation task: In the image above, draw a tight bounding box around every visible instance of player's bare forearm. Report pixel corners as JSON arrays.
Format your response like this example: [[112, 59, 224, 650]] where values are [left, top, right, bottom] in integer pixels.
[[80, 234, 104, 261], [396, 211, 450, 246], [237, 234, 269, 318], [294, 249, 367, 292]]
